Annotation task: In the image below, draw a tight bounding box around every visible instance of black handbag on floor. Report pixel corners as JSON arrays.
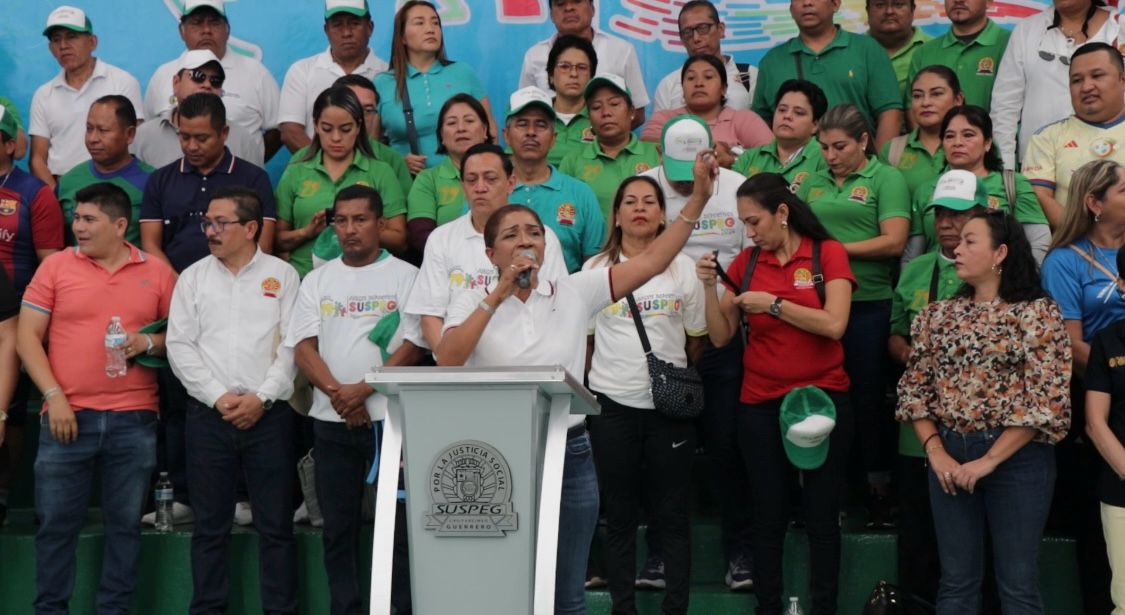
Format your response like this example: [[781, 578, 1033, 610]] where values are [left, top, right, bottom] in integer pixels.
[[625, 293, 704, 419]]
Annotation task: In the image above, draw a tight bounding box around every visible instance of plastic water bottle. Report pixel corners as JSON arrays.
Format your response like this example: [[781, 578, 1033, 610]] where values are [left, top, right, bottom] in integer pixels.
[[104, 316, 127, 377], [154, 472, 174, 533], [785, 596, 804, 615]]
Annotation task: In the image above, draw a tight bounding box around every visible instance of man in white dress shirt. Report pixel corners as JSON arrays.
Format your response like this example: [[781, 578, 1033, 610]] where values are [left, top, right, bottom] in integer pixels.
[[289, 184, 423, 615], [519, 0, 650, 127], [166, 186, 299, 615], [278, 0, 388, 153], [404, 143, 568, 351], [30, 6, 144, 188], [143, 0, 282, 162], [652, 0, 757, 113]]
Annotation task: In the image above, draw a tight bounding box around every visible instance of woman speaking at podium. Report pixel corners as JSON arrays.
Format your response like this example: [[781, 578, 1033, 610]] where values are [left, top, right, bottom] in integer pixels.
[[436, 150, 716, 614]]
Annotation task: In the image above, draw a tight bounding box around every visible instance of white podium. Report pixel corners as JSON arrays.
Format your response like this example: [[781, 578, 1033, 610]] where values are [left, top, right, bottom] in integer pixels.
[[365, 366, 600, 615]]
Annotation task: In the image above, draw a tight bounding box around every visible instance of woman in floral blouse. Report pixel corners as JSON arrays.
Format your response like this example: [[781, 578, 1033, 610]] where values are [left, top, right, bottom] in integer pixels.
[[896, 210, 1071, 614]]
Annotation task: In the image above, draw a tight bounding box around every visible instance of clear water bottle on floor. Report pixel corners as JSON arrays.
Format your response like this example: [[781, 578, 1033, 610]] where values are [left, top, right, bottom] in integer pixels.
[[785, 596, 804, 615], [104, 316, 127, 377], [154, 472, 174, 533]]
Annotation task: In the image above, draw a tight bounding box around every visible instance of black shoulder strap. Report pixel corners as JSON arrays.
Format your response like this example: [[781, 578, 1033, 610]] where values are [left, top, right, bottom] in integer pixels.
[[625, 293, 653, 355], [736, 248, 762, 341], [400, 81, 421, 156], [736, 62, 752, 92], [812, 240, 825, 306]]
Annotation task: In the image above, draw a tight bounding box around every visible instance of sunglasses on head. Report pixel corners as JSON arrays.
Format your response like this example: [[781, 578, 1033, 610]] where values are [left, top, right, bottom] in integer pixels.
[[185, 68, 224, 88]]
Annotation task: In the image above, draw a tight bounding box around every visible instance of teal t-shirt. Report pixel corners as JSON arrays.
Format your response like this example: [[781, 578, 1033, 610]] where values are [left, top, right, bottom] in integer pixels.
[[510, 168, 607, 273], [56, 158, 153, 245]]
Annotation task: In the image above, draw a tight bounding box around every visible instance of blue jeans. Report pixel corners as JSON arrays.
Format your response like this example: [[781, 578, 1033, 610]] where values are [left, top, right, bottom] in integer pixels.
[[555, 431, 599, 614], [34, 409, 157, 615], [185, 398, 296, 615], [929, 427, 1055, 615]]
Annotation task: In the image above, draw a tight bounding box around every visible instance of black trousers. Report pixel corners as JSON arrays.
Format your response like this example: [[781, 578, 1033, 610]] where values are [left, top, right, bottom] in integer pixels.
[[738, 391, 853, 615], [589, 393, 696, 615]]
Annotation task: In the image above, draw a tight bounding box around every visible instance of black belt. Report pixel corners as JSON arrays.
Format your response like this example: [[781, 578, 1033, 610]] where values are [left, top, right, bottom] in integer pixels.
[[567, 423, 587, 440]]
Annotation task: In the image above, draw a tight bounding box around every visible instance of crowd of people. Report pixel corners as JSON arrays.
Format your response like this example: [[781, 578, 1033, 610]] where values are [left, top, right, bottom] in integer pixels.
[[3, 0, 1125, 613]]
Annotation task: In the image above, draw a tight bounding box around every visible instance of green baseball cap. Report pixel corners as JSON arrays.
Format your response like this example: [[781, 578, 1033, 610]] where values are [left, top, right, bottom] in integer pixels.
[[325, 0, 369, 19], [660, 114, 712, 182], [779, 386, 837, 470], [0, 105, 18, 141], [926, 169, 989, 212], [43, 6, 93, 37]]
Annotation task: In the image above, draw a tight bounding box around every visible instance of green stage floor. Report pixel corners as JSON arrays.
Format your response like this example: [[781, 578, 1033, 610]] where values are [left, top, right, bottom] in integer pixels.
[[0, 508, 1082, 614]]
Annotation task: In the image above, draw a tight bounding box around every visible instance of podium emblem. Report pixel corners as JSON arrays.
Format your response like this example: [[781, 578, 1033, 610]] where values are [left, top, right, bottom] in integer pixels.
[[425, 440, 519, 537]]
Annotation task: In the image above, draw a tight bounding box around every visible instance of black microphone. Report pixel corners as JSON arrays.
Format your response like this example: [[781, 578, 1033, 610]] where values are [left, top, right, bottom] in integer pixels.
[[517, 248, 536, 289]]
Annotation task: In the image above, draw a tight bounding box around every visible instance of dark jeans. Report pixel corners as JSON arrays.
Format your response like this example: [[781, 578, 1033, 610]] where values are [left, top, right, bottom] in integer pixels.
[[312, 419, 411, 615], [157, 369, 190, 505], [34, 409, 157, 615], [697, 340, 753, 562], [738, 391, 853, 615], [589, 394, 695, 615], [841, 300, 892, 486], [929, 427, 1055, 615], [185, 398, 296, 615]]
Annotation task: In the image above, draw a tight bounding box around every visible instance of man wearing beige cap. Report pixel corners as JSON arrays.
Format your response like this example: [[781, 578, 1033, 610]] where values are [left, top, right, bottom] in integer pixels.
[[29, 5, 144, 188], [143, 0, 281, 163], [278, 0, 388, 153], [133, 49, 260, 168]]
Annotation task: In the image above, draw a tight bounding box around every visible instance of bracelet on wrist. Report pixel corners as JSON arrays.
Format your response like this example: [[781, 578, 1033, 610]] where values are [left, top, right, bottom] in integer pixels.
[[477, 300, 495, 316], [142, 333, 155, 355], [678, 212, 700, 225], [922, 432, 940, 448], [0, 409, 7, 423], [42, 387, 61, 401], [925, 443, 944, 455]]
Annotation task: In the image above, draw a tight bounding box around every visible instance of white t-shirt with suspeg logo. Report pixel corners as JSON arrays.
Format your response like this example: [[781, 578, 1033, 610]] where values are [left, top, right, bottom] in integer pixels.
[[583, 253, 707, 409], [286, 254, 423, 422], [640, 166, 749, 266]]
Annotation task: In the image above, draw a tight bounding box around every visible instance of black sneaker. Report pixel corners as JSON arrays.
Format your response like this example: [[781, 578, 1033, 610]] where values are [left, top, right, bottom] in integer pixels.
[[725, 554, 754, 591], [866, 493, 896, 529], [635, 556, 666, 590], [584, 573, 607, 589]]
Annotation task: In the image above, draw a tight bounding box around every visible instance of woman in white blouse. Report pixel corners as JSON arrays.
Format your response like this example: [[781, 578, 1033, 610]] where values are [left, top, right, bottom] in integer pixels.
[[990, 0, 1118, 169], [436, 151, 716, 614]]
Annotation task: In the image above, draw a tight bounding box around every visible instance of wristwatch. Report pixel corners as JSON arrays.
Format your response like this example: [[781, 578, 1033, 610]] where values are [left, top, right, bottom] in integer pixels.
[[768, 297, 783, 317], [255, 392, 274, 410]]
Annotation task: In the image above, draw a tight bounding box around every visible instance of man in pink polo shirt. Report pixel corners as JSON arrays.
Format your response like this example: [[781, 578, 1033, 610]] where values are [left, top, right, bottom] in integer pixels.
[[16, 182, 176, 613]]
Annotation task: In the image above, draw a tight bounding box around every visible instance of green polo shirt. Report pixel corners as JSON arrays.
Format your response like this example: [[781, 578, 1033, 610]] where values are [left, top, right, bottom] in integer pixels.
[[276, 151, 406, 277], [510, 167, 606, 273], [549, 108, 595, 167], [407, 157, 464, 226], [890, 250, 961, 456], [752, 28, 902, 126], [880, 28, 933, 98], [291, 136, 413, 197], [558, 135, 661, 221], [732, 140, 827, 191], [797, 158, 911, 301], [907, 20, 1010, 111], [910, 170, 1045, 248], [878, 129, 946, 196]]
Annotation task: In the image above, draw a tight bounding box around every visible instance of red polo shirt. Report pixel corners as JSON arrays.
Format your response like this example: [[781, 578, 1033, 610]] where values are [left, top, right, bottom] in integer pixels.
[[22, 243, 176, 412], [723, 237, 855, 404]]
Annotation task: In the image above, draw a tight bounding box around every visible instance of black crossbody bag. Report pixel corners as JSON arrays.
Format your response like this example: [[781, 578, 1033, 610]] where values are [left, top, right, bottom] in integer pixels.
[[624, 293, 705, 419]]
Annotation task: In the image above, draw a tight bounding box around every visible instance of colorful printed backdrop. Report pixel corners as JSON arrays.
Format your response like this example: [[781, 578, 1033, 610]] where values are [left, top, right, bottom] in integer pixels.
[[0, 0, 1051, 177]]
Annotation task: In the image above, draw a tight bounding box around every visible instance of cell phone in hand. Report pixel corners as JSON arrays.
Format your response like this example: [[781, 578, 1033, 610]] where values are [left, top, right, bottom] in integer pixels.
[[712, 250, 739, 289], [324, 208, 335, 224]]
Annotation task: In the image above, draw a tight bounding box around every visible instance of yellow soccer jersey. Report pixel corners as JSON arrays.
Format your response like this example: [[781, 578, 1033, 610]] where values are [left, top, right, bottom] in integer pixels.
[[1023, 115, 1125, 208]]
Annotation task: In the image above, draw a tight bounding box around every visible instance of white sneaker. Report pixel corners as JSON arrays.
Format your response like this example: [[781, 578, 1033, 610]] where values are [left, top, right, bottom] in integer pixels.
[[293, 502, 309, 524], [141, 502, 194, 526], [233, 501, 253, 526]]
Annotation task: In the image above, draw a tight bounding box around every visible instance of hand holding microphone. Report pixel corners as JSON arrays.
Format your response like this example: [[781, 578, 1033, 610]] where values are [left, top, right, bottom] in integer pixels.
[[516, 248, 537, 289]]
